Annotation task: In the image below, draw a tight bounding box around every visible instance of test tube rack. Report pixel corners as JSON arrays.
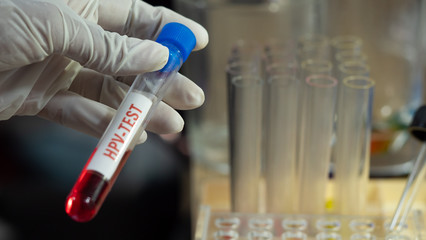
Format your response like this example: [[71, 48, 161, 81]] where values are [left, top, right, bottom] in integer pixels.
[[195, 206, 426, 240]]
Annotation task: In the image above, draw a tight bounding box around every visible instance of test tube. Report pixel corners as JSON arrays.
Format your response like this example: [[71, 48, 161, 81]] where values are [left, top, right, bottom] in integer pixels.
[[298, 35, 330, 61], [264, 38, 297, 56], [298, 44, 331, 61], [300, 59, 333, 81], [226, 41, 263, 110], [335, 51, 368, 63], [331, 35, 363, 54], [229, 75, 263, 213], [265, 54, 299, 79], [264, 74, 299, 213], [338, 61, 370, 80], [228, 39, 263, 65], [389, 106, 426, 231], [298, 34, 329, 49], [65, 23, 196, 222], [333, 76, 375, 215], [298, 75, 337, 214]]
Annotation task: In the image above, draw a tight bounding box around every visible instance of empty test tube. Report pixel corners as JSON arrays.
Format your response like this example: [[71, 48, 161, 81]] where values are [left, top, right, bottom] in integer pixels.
[[298, 35, 330, 61], [331, 35, 363, 54], [229, 75, 263, 213], [264, 74, 299, 213], [298, 34, 329, 49], [228, 39, 263, 65], [338, 61, 370, 79], [300, 59, 333, 81], [264, 39, 297, 57], [298, 44, 331, 61], [226, 41, 263, 114], [335, 51, 368, 63], [298, 75, 338, 214], [389, 106, 426, 231], [334, 76, 375, 215], [264, 54, 299, 79]]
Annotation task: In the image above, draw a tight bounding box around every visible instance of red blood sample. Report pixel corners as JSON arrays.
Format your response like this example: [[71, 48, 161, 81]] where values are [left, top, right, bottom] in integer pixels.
[[65, 151, 131, 222]]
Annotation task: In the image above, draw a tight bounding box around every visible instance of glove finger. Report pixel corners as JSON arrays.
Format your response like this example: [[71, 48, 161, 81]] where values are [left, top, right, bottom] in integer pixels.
[[122, 1, 209, 51], [54, 1, 169, 75], [69, 68, 130, 109], [37, 90, 148, 144], [69, 69, 185, 134], [1, 0, 168, 75], [61, 23, 169, 76], [162, 73, 205, 110], [147, 101, 184, 134], [108, 72, 205, 110]]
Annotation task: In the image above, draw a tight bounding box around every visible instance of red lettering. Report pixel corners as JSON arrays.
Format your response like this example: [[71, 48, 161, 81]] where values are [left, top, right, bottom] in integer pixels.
[[129, 104, 142, 113], [111, 133, 124, 144], [102, 104, 143, 161], [103, 133, 125, 161], [122, 117, 135, 128], [103, 148, 117, 161], [118, 123, 131, 132], [126, 110, 139, 121], [107, 141, 119, 153]]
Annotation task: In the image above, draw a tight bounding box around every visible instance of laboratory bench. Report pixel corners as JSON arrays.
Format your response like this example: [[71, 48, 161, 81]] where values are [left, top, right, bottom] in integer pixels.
[[191, 174, 426, 239]]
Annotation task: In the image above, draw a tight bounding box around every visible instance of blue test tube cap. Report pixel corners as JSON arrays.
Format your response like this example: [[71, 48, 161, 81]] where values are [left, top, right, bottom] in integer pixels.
[[156, 22, 196, 62]]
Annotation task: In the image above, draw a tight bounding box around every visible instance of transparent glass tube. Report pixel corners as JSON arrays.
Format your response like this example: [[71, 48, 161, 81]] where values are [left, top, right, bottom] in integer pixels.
[[297, 61, 334, 213], [298, 34, 329, 49], [389, 143, 426, 231], [338, 61, 370, 80], [229, 75, 263, 213], [65, 44, 184, 222], [335, 51, 368, 63], [228, 39, 263, 65], [264, 39, 297, 57], [265, 55, 298, 79], [264, 74, 299, 213], [331, 35, 363, 54], [298, 44, 331, 61], [333, 76, 375, 215], [298, 75, 337, 214], [300, 59, 333, 81]]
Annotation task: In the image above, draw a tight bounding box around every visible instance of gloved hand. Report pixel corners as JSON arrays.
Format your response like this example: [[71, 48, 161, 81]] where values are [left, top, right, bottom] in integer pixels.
[[0, 0, 209, 142]]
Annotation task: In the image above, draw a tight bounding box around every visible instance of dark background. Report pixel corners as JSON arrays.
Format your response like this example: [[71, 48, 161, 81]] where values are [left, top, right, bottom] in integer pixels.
[[0, 0, 196, 239]]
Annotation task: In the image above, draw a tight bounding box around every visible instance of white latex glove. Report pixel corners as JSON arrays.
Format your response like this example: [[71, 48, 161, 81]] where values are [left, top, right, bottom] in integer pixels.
[[0, 0, 208, 142]]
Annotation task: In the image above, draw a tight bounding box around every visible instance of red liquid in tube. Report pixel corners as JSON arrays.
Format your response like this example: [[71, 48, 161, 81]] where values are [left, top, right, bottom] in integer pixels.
[[66, 151, 131, 222]]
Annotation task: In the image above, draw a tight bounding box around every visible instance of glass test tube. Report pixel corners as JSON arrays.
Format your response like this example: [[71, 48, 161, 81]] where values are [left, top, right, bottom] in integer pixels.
[[298, 75, 338, 214], [229, 39, 263, 65], [264, 40, 296, 58], [333, 76, 375, 215], [389, 143, 426, 231], [265, 54, 298, 79], [298, 44, 331, 62], [338, 61, 370, 80], [298, 34, 329, 49], [298, 35, 330, 61], [331, 35, 363, 54], [300, 59, 333, 81], [264, 74, 299, 213], [229, 75, 263, 213], [65, 23, 196, 222], [226, 41, 263, 109], [335, 51, 368, 63]]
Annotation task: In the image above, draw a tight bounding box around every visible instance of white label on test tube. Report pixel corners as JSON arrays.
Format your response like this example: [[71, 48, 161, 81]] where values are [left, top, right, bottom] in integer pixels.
[[86, 92, 153, 180]]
